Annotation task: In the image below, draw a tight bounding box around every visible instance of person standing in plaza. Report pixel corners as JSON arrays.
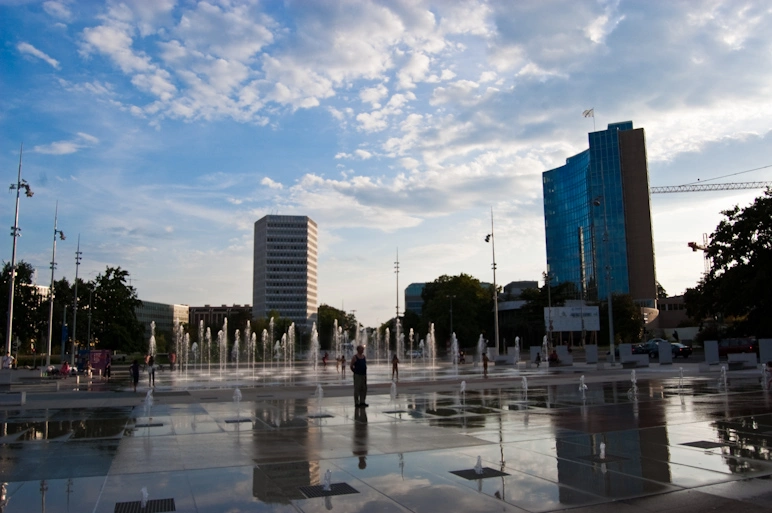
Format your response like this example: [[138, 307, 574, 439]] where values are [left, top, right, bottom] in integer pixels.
[[350, 345, 368, 407], [391, 353, 399, 381], [130, 359, 140, 392], [2, 352, 14, 370]]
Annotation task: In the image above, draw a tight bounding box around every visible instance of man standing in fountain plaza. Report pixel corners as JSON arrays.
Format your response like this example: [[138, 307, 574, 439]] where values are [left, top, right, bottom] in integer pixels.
[[350, 345, 368, 407]]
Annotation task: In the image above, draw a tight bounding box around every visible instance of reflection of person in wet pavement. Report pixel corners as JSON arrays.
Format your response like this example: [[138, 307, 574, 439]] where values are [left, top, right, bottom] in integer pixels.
[[353, 407, 368, 469]]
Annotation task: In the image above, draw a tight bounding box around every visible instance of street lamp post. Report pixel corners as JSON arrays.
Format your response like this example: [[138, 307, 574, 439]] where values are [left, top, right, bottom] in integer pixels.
[[485, 208, 500, 355], [593, 194, 616, 364], [45, 204, 65, 367], [71, 236, 82, 366], [6, 146, 33, 356]]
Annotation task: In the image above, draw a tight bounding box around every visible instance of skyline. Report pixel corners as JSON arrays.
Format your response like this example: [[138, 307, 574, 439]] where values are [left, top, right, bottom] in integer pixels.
[[1, 1, 771, 329]]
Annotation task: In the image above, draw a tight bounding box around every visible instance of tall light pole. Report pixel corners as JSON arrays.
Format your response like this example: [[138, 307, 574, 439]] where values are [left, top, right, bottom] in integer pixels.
[[71, 236, 82, 365], [485, 208, 500, 355], [6, 146, 33, 355], [45, 204, 65, 367], [593, 194, 615, 363]]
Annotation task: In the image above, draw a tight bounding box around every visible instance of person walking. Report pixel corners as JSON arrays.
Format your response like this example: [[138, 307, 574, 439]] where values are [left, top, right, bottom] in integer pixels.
[[350, 345, 368, 407], [391, 353, 399, 381], [482, 352, 489, 378], [147, 355, 156, 387], [130, 359, 140, 392]]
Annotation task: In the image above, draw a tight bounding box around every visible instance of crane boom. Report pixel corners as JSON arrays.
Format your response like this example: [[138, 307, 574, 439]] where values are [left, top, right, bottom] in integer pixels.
[[651, 181, 772, 193]]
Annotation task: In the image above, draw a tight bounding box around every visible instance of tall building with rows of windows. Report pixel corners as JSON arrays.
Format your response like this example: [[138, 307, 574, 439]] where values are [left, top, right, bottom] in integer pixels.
[[252, 215, 318, 331], [542, 121, 657, 307]]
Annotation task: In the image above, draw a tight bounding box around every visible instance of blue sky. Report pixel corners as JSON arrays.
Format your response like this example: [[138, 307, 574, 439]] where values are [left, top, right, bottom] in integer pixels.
[[1, 0, 770, 328]]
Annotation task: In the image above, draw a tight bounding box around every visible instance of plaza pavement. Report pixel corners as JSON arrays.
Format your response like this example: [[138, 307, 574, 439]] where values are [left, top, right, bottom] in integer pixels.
[[0, 357, 771, 512]]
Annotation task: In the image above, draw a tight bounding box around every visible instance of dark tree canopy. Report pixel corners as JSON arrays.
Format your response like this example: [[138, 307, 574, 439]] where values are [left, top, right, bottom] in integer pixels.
[[421, 273, 494, 351], [0, 261, 45, 352], [90, 267, 144, 352], [317, 304, 356, 350], [685, 189, 772, 338]]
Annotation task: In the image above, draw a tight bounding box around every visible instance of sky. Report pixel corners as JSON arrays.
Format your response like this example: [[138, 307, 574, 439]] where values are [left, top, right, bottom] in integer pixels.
[[1, 0, 771, 329]]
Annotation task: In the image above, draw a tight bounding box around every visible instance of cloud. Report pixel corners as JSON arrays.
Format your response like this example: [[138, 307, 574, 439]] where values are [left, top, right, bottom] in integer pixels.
[[32, 133, 99, 155], [43, 1, 73, 22], [261, 177, 283, 189], [17, 42, 60, 69]]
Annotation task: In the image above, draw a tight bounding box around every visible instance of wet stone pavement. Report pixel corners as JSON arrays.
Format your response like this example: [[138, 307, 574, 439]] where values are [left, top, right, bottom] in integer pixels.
[[0, 367, 771, 512]]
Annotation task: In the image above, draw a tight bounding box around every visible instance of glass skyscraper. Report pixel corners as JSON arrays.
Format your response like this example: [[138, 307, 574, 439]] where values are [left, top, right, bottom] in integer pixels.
[[543, 121, 656, 307]]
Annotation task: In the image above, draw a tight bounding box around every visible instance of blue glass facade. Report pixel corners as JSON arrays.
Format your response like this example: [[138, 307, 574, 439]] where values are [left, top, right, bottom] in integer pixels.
[[543, 121, 639, 301]]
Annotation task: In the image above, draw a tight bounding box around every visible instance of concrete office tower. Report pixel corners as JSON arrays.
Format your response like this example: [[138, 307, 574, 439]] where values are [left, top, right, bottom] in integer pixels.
[[542, 121, 657, 307], [253, 215, 318, 331]]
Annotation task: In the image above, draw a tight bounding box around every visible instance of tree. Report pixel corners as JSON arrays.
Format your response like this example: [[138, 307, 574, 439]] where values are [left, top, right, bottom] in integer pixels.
[[600, 294, 644, 344], [656, 281, 668, 299], [317, 304, 356, 350], [90, 267, 144, 352], [421, 274, 493, 352], [0, 261, 45, 353], [684, 189, 772, 338]]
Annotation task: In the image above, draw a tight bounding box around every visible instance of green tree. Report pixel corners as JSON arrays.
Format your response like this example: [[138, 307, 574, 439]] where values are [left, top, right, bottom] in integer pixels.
[[656, 281, 668, 299], [90, 267, 144, 352], [600, 294, 644, 345], [0, 261, 46, 353], [421, 274, 493, 353], [317, 304, 356, 350], [685, 189, 772, 338]]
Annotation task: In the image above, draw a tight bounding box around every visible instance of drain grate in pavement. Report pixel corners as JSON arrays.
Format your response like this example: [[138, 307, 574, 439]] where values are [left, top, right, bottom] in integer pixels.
[[681, 441, 731, 449], [224, 418, 252, 424], [383, 410, 407, 414], [135, 423, 164, 428], [299, 483, 359, 498], [450, 468, 509, 480], [114, 498, 175, 512], [307, 414, 334, 419]]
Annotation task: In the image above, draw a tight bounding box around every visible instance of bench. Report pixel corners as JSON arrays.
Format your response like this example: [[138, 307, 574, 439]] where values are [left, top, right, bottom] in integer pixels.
[[0, 391, 26, 405]]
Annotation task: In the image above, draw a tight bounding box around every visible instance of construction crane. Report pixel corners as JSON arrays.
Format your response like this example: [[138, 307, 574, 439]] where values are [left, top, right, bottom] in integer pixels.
[[687, 234, 710, 276], [651, 181, 772, 194]]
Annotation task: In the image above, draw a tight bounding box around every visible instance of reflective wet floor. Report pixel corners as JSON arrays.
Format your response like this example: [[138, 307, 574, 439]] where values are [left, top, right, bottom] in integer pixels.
[[1, 369, 771, 512]]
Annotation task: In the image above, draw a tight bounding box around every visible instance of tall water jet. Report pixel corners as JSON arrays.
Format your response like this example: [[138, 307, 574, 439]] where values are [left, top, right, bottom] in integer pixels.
[[250, 332, 257, 380], [628, 369, 638, 399], [309, 323, 320, 372], [233, 388, 242, 420], [261, 329, 268, 376], [144, 389, 154, 418], [205, 327, 212, 376], [140, 487, 149, 509], [148, 321, 157, 357], [198, 320, 205, 368], [679, 367, 684, 393], [232, 329, 241, 375], [427, 323, 437, 368], [476, 335, 486, 373], [599, 442, 606, 460], [579, 375, 588, 400], [450, 333, 459, 375], [719, 365, 728, 391], [390, 381, 397, 401], [408, 328, 415, 364], [460, 380, 466, 407], [323, 469, 332, 492], [521, 376, 528, 402]]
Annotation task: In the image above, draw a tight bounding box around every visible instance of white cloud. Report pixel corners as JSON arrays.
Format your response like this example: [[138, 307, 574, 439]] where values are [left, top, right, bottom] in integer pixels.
[[32, 132, 99, 155], [17, 42, 60, 69], [43, 1, 73, 22], [261, 177, 283, 189]]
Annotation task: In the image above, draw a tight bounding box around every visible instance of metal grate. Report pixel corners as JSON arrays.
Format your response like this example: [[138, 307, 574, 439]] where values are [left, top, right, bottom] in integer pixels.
[[450, 468, 509, 480], [135, 423, 164, 428], [382, 410, 407, 414], [681, 441, 731, 449], [298, 483, 359, 498], [224, 418, 252, 424], [307, 414, 334, 419], [114, 498, 176, 513]]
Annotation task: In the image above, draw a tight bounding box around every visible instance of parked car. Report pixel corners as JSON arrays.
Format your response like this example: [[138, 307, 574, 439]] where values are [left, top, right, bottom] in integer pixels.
[[634, 338, 667, 359], [671, 343, 692, 358], [717, 338, 758, 357]]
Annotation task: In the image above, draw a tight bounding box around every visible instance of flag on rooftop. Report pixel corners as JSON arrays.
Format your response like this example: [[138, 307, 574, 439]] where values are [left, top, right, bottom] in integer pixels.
[[582, 109, 594, 118]]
